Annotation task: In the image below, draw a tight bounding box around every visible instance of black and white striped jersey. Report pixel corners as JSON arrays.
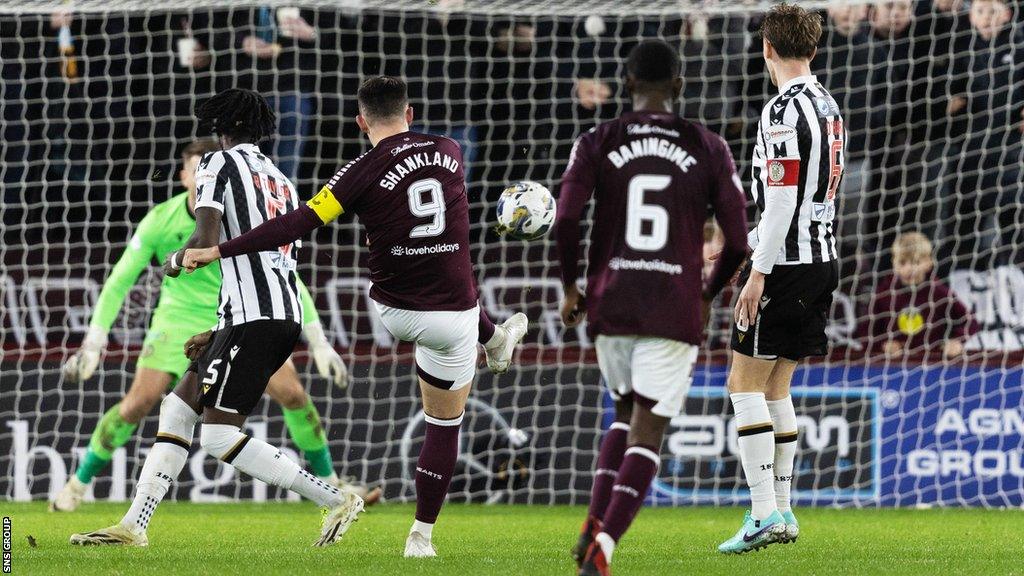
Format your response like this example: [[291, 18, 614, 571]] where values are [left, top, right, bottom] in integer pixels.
[[194, 143, 302, 329], [747, 74, 845, 274]]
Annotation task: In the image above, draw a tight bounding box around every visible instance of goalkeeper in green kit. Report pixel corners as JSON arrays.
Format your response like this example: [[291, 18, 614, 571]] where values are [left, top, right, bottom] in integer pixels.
[[52, 139, 381, 511]]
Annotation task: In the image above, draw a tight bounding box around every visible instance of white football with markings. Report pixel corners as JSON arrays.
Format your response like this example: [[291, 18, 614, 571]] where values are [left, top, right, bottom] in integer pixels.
[[495, 180, 556, 241]]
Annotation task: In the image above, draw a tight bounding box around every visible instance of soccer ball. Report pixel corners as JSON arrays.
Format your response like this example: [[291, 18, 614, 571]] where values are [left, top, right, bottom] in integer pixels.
[[495, 180, 556, 241]]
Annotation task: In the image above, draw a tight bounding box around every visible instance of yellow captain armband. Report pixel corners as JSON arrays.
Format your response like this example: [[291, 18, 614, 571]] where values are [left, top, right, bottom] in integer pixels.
[[306, 186, 344, 223]]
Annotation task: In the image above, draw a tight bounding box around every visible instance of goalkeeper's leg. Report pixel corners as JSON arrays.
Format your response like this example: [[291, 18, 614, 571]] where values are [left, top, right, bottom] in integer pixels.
[[52, 367, 171, 512], [70, 373, 201, 546], [266, 359, 381, 505], [766, 359, 800, 543]]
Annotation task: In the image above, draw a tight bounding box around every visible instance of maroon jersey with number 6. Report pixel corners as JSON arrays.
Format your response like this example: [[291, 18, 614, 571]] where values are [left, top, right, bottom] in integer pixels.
[[556, 110, 748, 345], [323, 131, 477, 312]]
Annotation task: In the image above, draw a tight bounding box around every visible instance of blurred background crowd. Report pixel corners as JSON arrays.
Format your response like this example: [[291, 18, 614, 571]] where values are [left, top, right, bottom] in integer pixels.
[[1, 0, 1022, 355]]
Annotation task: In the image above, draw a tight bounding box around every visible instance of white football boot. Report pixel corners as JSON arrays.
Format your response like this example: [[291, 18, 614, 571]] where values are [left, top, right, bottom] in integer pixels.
[[313, 490, 365, 547], [50, 476, 87, 512], [484, 312, 528, 374], [404, 529, 437, 558], [70, 523, 148, 547]]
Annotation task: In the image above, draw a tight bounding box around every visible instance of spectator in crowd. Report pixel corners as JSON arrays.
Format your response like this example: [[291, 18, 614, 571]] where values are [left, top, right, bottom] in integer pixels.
[[866, 232, 977, 359], [193, 6, 319, 183], [942, 0, 1024, 271], [813, 3, 871, 258]]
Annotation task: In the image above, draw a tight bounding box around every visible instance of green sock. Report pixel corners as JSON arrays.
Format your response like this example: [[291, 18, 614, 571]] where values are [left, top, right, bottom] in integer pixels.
[[282, 400, 334, 478], [76, 403, 138, 484]]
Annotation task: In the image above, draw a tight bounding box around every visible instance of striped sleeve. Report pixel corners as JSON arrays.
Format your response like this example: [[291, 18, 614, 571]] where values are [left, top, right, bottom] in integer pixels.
[[194, 151, 230, 213], [750, 96, 802, 275]]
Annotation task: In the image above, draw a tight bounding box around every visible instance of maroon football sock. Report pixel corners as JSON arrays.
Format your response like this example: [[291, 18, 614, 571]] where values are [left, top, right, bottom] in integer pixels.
[[478, 307, 496, 345], [414, 412, 463, 524], [588, 422, 630, 520], [599, 443, 660, 543]]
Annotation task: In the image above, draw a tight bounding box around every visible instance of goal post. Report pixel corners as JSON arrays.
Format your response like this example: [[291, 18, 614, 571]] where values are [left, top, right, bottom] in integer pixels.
[[1, 0, 1022, 508]]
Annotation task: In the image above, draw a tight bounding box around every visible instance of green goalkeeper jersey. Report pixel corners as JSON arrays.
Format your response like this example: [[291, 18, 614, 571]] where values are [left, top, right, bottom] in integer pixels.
[[89, 192, 318, 333]]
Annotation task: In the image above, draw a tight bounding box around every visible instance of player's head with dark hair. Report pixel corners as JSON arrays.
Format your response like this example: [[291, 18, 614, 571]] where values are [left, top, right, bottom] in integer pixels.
[[196, 88, 276, 146], [180, 138, 221, 207], [624, 39, 683, 109], [356, 76, 413, 135], [760, 3, 822, 61]]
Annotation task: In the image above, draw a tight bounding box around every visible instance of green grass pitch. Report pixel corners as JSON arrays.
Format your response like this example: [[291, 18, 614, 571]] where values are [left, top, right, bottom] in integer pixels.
[[3, 502, 1022, 575]]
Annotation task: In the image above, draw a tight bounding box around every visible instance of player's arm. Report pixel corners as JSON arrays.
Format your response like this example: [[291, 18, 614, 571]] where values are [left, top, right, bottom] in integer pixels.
[[165, 151, 233, 276], [296, 278, 348, 389], [704, 137, 749, 300], [63, 212, 159, 382], [735, 114, 802, 327], [554, 132, 597, 327]]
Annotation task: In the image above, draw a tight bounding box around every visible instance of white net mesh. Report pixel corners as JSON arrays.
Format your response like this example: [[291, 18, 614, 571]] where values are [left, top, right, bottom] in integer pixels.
[[2, 0, 1022, 508]]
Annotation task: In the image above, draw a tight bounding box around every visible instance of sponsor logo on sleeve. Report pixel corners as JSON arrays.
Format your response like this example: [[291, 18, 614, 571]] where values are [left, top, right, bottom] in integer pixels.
[[814, 96, 841, 117], [766, 159, 800, 187], [195, 169, 216, 188]]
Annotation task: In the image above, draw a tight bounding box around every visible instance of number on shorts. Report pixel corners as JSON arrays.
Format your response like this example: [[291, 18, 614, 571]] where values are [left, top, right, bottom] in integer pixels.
[[625, 174, 672, 252], [203, 359, 222, 385], [407, 178, 446, 238]]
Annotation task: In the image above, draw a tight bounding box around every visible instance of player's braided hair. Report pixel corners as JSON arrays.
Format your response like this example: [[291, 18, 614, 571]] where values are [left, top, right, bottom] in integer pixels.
[[196, 88, 276, 143]]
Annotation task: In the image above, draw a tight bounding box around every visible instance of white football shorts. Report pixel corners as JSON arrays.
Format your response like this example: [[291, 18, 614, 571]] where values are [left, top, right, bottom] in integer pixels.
[[373, 302, 479, 390], [595, 335, 698, 418]]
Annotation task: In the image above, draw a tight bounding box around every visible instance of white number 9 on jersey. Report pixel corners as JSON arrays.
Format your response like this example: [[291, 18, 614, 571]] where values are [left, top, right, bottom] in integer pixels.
[[407, 178, 446, 238], [625, 174, 671, 252]]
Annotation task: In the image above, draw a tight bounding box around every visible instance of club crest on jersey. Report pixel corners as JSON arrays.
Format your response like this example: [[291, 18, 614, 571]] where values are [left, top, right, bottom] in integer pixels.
[[766, 159, 799, 187], [763, 125, 797, 145]]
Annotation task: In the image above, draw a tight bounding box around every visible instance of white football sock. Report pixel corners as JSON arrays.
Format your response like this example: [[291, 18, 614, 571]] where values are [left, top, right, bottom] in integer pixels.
[[200, 423, 343, 508], [595, 532, 616, 563], [768, 396, 798, 513], [731, 392, 777, 520], [411, 519, 434, 540], [122, 394, 199, 533]]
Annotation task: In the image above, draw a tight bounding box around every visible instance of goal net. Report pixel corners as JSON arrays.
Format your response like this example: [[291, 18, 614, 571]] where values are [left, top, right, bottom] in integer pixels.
[[2, 0, 1022, 508]]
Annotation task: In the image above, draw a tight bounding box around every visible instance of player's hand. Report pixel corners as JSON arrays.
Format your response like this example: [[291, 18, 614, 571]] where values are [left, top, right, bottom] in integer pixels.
[[163, 250, 185, 278], [62, 326, 107, 383], [560, 284, 586, 328], [184, 330, 213, 361], [303, 322, 348, 389], [943, 339, 965, 358], [734, 270, 765, 331], [947, 96, 967, 116], [182, 246, 221, 273]]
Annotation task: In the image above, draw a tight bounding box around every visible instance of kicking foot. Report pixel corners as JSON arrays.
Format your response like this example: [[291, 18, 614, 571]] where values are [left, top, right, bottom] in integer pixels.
[[313, 490, 365, 547], [779, 509, 799, 543], [485, 312, 528, 374], [70, 524, 147, 547], [717, 509, 787, 554], [330, 475, 383, 507], [404, 530, 437, 558], [50, 476, 87, 513], [572, 515, 601, 568]]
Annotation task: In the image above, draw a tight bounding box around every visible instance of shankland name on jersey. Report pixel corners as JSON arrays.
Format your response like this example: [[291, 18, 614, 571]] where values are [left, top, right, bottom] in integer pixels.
[[748, 74, 845, 272], [194, 142, 303, 329], [315, 131, 477, 312], [379, 149, 460, 190]]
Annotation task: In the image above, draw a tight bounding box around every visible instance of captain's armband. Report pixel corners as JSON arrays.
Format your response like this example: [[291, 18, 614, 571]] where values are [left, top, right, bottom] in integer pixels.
[[306, 186, 344, 223]]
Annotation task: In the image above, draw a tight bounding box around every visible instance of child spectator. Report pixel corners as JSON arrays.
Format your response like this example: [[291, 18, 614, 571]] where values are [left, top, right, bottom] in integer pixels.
[[867, 232, 977, 359]]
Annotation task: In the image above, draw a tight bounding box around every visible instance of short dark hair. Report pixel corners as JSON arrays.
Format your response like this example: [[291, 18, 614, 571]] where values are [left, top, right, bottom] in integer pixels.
[[625, 39, 681, 85], [760, 3, 823, 60], [181, 138, 220, 163], [357, 76, 409, 121], [196, 88, 276, 143]]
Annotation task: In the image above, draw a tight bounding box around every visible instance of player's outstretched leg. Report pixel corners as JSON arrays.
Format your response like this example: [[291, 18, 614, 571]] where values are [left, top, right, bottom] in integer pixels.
[[267, 361, 382, 506], [70, 383, 200, 546], [53, 368, 171, 512], [197, 418, 363, 547], [478, 308, 528, 374], [573, 400, 631, 567], [718, 355, 786, 554]]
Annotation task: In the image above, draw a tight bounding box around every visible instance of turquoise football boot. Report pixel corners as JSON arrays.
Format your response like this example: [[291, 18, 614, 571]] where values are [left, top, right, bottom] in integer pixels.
[[717, 510, 787, 554], [779, 510, 799, 543]]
